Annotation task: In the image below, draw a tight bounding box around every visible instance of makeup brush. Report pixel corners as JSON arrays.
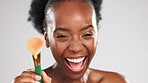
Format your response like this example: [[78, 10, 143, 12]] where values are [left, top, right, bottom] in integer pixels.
[[27, 36, 44, 83]]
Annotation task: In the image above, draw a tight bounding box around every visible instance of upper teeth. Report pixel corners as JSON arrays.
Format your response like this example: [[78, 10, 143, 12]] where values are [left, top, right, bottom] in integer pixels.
[[66, 57, 85, 63]]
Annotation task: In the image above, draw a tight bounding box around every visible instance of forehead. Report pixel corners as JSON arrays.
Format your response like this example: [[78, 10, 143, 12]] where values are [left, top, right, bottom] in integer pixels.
[[45, 1, 98, 32], [54, 1, 92, 24], [45, 1, 94, 23], [53, 1, 92, 12]]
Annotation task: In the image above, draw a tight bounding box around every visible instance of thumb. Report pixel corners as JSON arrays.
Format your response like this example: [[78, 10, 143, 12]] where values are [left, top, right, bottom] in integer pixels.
[[42, 71, 52, 83]]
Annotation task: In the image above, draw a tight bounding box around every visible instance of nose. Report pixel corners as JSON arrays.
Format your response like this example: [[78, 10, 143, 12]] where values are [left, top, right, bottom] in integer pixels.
[[69, 39, 83, 53]]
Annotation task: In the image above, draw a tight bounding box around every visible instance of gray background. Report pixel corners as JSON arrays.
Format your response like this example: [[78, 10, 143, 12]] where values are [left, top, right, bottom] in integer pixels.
[[0, 0, 148, 83]]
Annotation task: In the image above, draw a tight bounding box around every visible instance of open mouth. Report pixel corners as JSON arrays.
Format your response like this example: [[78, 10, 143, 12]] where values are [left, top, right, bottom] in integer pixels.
[[64, 56, 87, 72]]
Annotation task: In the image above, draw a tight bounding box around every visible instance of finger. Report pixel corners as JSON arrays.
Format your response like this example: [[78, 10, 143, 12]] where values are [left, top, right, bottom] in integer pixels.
[[21, 71, 35, 76], [14, 75, 36, 83], [42, 71, 52, 83], [21, 71, 41, 81]]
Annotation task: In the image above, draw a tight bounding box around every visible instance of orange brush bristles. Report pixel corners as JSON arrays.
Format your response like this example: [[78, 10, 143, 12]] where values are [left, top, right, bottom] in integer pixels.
[[27, 36, 44, 55]]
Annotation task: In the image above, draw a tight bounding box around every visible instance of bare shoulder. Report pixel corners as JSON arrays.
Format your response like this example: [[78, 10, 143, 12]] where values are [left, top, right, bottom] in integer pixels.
[[88, 68, 128, 83], [101, 71, 128, 83]]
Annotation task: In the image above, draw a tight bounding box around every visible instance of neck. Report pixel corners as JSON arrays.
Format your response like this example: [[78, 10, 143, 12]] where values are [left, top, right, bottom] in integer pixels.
[[51, 63, 90, 83]]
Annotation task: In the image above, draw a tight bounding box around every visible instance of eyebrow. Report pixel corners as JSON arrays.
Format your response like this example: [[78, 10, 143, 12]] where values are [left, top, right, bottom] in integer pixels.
[[80, 25, 93, 31], [54, 25, 93, 33], [54, 27, 70, 33]]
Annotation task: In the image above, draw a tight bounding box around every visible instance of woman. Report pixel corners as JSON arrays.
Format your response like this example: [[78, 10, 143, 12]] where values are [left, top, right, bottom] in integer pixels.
[[14, 0, 127, 83]]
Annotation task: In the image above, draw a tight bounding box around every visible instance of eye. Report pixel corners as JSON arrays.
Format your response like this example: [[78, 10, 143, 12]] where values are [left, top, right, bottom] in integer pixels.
[[55, 34, 69, 42], [83, 33, 93, 37], [82, 32, 94, 38], [56, 34, 67, 38]]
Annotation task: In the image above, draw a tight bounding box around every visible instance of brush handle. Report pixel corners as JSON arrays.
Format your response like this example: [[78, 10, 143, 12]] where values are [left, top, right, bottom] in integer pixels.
[[35, 65, 42, 83]]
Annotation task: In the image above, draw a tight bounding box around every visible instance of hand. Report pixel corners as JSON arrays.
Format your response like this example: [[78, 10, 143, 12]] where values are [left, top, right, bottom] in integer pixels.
[[14, 69, 52, 83], [42, 71, 52, 83]]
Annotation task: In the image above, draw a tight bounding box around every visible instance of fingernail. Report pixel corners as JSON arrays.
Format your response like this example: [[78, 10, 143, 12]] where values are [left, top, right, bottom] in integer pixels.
[[35, 81, 40, 83], [35, 75, 41, 80]]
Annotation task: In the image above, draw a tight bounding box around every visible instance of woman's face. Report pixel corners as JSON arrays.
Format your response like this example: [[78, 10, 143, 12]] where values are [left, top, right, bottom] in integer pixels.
[[46, 1, 98, 80]]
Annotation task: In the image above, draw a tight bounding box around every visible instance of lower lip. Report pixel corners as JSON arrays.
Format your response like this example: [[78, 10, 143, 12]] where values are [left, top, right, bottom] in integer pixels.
[[64, 57, 87, 72]]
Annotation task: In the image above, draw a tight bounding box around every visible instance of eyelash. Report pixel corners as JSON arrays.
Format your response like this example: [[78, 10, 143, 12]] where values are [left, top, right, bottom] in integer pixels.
[[83, 33, 93, 36], [82, 32, 94, 38], [56, 34, 68, 38], [55, 31, 94, 41]]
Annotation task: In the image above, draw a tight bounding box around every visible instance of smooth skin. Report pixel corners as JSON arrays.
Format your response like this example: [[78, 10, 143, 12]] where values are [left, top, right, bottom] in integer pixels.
[[14, 1, 127, 83]]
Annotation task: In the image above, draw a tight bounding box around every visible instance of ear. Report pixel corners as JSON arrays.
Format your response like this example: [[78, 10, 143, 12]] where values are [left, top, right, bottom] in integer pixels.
[[44, 31, 50, 48]]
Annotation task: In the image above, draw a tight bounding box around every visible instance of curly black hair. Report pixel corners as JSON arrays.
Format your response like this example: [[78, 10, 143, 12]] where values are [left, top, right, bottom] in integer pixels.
[[28, 0, 102, 34]]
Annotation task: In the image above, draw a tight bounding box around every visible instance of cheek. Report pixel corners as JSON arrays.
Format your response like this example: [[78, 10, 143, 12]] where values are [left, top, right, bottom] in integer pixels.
[[84, 38, 96, 57], [50, 41, 67, 60]]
